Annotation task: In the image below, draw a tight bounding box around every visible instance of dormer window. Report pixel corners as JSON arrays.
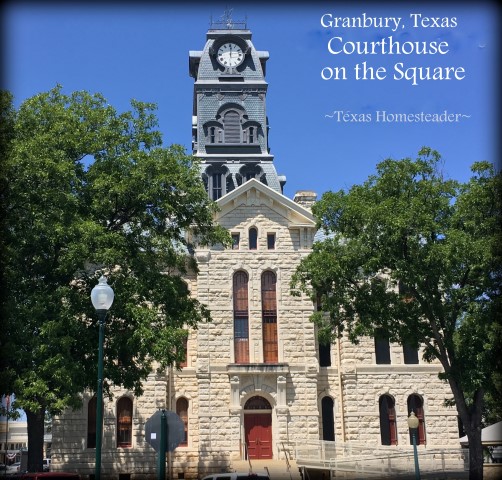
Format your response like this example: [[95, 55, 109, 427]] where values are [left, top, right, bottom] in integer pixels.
[[224, 110, 241, 143], [243, 123, 260, 144], [204, 122, 222, 144]]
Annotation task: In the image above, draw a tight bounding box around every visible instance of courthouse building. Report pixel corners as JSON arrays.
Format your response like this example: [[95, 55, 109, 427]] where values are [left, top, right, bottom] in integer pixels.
[[51, 18, 461, 480]]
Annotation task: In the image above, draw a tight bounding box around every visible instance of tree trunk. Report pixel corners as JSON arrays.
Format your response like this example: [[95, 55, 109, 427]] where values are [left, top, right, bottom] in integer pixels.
[[465, 427, 484, 480], [448, 377, 485, 480], [26, 407, 45, 473]]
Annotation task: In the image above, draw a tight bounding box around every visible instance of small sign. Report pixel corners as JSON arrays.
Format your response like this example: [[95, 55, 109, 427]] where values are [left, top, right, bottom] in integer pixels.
[[145, 409, 185, 452]]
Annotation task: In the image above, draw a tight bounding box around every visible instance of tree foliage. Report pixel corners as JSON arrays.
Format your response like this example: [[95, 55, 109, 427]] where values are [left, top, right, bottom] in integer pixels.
[[0, 86, 229, 471], [291, 148, 501, 480]]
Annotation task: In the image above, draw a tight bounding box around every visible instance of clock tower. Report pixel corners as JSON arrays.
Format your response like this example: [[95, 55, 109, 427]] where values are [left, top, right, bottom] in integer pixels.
[[189, 13, 285, 200]]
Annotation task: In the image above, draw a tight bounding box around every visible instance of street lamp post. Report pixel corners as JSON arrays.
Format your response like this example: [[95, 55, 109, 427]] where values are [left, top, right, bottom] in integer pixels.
[[91, 276, 114, 480], [407, 411, 421, 480]]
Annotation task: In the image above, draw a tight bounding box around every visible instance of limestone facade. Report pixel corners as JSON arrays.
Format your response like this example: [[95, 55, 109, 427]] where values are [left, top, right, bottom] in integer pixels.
[[51, 179, 460, 479], [51, 19, 461, 480]]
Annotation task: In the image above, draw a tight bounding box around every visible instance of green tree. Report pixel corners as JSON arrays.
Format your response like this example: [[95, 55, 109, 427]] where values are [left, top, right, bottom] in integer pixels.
[[0, 86, 229, 472], [291, 148, 501, 480]]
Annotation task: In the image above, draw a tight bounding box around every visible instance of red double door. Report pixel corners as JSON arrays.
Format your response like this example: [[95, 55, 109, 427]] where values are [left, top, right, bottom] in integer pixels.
[[244, 413, 273, 459]]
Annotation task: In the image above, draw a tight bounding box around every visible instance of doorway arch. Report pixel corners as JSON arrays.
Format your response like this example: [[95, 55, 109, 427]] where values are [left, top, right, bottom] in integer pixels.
[[244, 396, 273, 459]]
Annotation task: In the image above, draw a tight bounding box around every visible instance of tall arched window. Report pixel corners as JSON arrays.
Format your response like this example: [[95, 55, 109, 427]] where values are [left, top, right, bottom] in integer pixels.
[[117, 397, 133, 447], [176, 398, 189, 446], [321, 396, 335, 441], [261, 271, 278, 363], [379, 394, 397, 446], [408, 394, 426, 445], [233, 271, 249, 363], [87, 397, 97, 448], [212, 172, 222, 200], [249, 227, 258, 250]]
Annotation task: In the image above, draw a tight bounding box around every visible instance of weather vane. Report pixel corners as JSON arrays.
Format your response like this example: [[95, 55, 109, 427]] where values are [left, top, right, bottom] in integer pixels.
[[221, 8, 234, 29], [210, 8, 247, 30]]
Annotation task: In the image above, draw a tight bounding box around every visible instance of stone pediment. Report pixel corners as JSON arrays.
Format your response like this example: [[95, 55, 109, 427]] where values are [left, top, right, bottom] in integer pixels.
[[216, 178, 315, 228]]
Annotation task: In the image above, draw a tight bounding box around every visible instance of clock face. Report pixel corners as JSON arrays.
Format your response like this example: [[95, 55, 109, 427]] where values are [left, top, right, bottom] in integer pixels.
[[217, 42, 244, 68]]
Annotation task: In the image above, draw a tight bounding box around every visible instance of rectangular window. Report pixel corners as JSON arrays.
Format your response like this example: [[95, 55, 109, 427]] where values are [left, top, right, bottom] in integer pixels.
[[403, 343, 419, 364], [87, 397, 97, 448], [212, 173, 222, 200], [319, 341, 331, 367], [375, 330, 391, 364], [232, 233, 240, 250], [180, 336, 188, 368], [267, 233, 275, 250]]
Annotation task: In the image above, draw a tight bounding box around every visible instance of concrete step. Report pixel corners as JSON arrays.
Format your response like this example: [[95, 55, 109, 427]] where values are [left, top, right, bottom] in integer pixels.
[[231, 459, 302, 480]]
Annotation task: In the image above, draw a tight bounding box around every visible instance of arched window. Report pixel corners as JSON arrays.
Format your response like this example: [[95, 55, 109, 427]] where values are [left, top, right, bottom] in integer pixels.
[[249, 227, 258, 250], [224, 110, 241, 143], [226, 175, 235, 194], [408, 394, 426, 445], [117, 397, 133, 447], [212, 172, 222, 200], [321, 396, 335, 441], [205, 166, 230, 200], [379, 394, 397, 446], [87, 396, 97, 449], [233, 271, 249, 363], [262, 271, 278, 363], [176, 398, 189, 446], [244, 396, 272, 410]]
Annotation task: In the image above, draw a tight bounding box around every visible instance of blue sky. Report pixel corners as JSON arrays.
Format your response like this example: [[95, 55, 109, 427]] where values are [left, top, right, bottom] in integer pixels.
[[2, 1, 499, 199]]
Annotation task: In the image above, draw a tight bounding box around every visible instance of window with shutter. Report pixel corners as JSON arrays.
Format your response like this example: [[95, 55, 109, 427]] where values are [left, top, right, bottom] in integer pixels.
[[261, 271, 278, 363], [234, 271, 249, 363], [408, 394, 426, 445], [379, 394, 397, 446]]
